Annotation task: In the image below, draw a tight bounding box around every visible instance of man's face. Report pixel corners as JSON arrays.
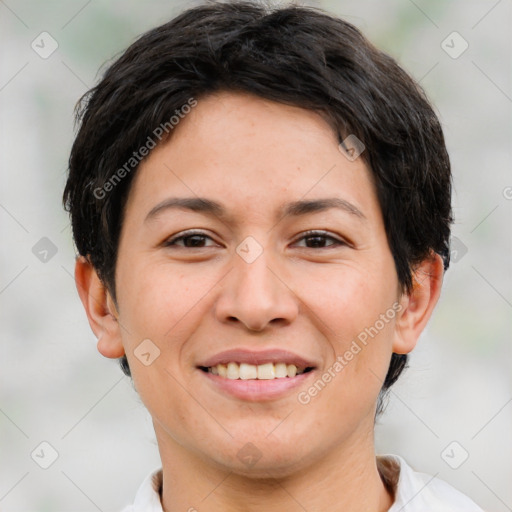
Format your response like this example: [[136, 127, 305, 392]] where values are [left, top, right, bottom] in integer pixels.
[[112, 91, 403, 475]]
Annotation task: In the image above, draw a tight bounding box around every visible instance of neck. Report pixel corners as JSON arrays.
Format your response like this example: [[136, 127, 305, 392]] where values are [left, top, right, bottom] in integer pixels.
[[154, 422, 394, 512]]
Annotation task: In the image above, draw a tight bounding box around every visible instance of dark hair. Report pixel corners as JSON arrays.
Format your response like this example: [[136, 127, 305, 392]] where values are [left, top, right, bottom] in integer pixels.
[[62, 0, 452, 412]]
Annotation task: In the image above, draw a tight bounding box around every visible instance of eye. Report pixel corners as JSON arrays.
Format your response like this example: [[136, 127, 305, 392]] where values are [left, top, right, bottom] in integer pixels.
[[163, 230, 347, 249], [164, 230, 218, 248], [293, 230, 347, 249]]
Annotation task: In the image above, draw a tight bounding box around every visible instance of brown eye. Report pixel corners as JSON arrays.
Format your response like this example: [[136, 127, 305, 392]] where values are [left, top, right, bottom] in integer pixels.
[[294, 230, 346, 249], [165, 231, 216, 248]]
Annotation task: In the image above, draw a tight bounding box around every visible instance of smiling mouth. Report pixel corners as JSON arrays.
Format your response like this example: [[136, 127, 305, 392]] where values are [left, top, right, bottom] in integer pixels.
[[198, 362, 315, 380]]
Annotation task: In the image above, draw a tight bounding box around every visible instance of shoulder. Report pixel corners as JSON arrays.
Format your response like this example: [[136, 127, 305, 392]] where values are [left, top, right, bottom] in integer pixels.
[[120, 467, 163, 512], [379, 454, 485, 512]]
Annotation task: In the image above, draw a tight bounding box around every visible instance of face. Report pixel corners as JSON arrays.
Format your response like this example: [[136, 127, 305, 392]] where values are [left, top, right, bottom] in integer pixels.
[[103, 91, 407, 476]]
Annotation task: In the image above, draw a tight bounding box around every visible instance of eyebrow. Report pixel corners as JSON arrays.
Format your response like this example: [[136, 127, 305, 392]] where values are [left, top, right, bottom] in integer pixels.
[[144, 196, 366, 224]]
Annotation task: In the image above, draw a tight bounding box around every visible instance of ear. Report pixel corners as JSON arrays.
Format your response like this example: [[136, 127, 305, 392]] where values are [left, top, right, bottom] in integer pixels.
[[392, 253, 444, 354], [74, 255, 125, 359]]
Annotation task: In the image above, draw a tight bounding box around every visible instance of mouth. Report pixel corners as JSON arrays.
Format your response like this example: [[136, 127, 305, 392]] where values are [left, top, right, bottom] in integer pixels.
[[198, 362, 315, 380], [196, 349, 318, 401]]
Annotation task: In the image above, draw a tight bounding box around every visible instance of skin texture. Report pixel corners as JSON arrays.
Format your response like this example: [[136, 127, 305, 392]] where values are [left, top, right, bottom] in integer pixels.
[[75, 91, 444, 511]]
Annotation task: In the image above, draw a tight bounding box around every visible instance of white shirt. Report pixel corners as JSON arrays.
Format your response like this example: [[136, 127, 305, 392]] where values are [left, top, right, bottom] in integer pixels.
[[121, 454, 484, 511]]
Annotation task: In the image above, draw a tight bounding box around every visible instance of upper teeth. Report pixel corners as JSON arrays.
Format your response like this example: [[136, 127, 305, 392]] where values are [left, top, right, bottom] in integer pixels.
[[208, 362, 306, 379]]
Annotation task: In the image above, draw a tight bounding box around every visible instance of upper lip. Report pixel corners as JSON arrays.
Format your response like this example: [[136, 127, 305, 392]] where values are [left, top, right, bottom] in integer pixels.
[[198, 349, 318, 369]]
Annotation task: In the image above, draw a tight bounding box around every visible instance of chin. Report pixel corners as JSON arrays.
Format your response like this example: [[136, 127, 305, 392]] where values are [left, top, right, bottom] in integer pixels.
[[206, 433, 317, 479]]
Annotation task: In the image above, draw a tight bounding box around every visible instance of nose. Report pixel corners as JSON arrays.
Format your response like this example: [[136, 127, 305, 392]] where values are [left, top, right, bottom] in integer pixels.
[[214, 244, 299, 332]]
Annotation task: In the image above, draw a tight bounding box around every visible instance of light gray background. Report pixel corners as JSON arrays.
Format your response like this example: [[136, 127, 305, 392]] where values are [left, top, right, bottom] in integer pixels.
[[1, 0, 511, 510]]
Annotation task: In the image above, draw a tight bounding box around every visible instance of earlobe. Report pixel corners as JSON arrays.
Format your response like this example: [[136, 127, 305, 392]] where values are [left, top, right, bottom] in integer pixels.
[[392, 253, 444, 354], [74, 255, 125, 359]]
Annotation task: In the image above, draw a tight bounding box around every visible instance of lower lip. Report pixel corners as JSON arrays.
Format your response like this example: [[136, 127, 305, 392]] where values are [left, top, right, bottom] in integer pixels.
[[199, 369, 315, 401]]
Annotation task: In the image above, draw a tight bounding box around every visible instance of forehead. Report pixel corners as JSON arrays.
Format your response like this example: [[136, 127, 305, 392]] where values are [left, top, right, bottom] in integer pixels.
[[123, 91, 380, 226]]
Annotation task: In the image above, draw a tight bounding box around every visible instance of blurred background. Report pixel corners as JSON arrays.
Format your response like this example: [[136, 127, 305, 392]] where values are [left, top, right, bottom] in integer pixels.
[[1, 0, 510, 510]]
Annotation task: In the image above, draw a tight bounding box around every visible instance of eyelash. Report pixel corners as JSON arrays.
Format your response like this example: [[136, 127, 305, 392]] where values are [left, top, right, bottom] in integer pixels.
[[164, 230, 347, 249]]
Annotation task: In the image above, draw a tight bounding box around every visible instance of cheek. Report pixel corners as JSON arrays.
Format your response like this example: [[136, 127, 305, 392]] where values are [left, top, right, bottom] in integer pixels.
[[301, 262, 398, 398], [119, 261, 216, 342], [113, 262, 206, 403], [302, 261, 397, 339]]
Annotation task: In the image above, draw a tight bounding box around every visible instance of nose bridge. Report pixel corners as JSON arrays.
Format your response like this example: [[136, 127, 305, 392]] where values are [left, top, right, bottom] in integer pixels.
[[215, 236, 298, 330], [236, 241, 276, 297]]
